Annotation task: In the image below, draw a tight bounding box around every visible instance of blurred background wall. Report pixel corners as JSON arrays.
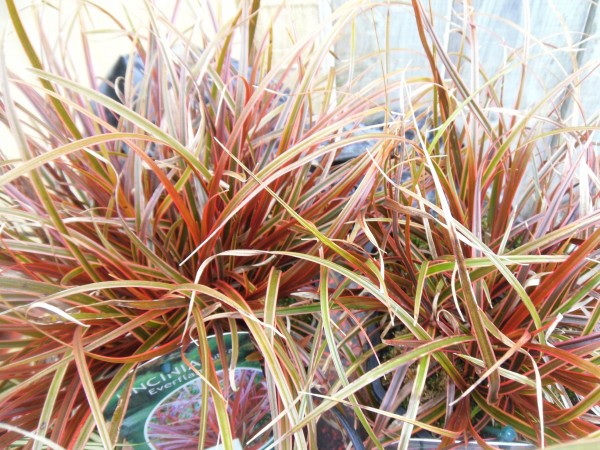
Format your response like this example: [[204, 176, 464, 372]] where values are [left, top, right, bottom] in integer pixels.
[[1, 0, 598, 137]]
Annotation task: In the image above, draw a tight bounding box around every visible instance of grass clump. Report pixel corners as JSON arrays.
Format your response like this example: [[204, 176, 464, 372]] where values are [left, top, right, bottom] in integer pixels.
[[1, 0, 599, 448]]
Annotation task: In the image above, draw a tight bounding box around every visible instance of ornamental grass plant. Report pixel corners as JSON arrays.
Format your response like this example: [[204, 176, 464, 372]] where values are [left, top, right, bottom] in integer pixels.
[[0, 0, 599, 449]]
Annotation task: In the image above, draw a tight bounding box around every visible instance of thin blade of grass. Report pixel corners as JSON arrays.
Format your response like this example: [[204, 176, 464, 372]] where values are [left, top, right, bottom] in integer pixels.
[[398, 354, 430, 449], [32, 357, 69, 450], [72, 327, 111, 448], [107, 367, 137, 446], [5, 0, 81, 140], [264, 268, 281, 344]]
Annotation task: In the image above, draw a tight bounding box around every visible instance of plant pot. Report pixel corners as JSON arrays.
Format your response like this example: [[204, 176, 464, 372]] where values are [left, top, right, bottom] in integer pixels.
[[384, 439, 535, 449], [363, 315, 537, 450]]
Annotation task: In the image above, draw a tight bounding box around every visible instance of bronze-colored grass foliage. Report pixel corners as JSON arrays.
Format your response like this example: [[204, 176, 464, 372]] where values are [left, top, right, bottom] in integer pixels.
[[1, 0, 599, 449]]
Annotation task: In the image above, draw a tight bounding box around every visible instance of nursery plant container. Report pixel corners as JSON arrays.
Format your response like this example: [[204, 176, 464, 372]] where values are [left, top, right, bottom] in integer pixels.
[[395, 439, 535, 449], [361, 318, 537, 450]]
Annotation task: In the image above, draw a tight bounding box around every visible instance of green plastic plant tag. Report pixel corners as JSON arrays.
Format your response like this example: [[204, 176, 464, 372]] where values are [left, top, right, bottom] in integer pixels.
[[105, 332, 272, 449]]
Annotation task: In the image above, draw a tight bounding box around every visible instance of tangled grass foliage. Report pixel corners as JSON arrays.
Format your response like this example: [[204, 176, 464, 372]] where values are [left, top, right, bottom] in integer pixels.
[[0, 0, 599, 448]]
